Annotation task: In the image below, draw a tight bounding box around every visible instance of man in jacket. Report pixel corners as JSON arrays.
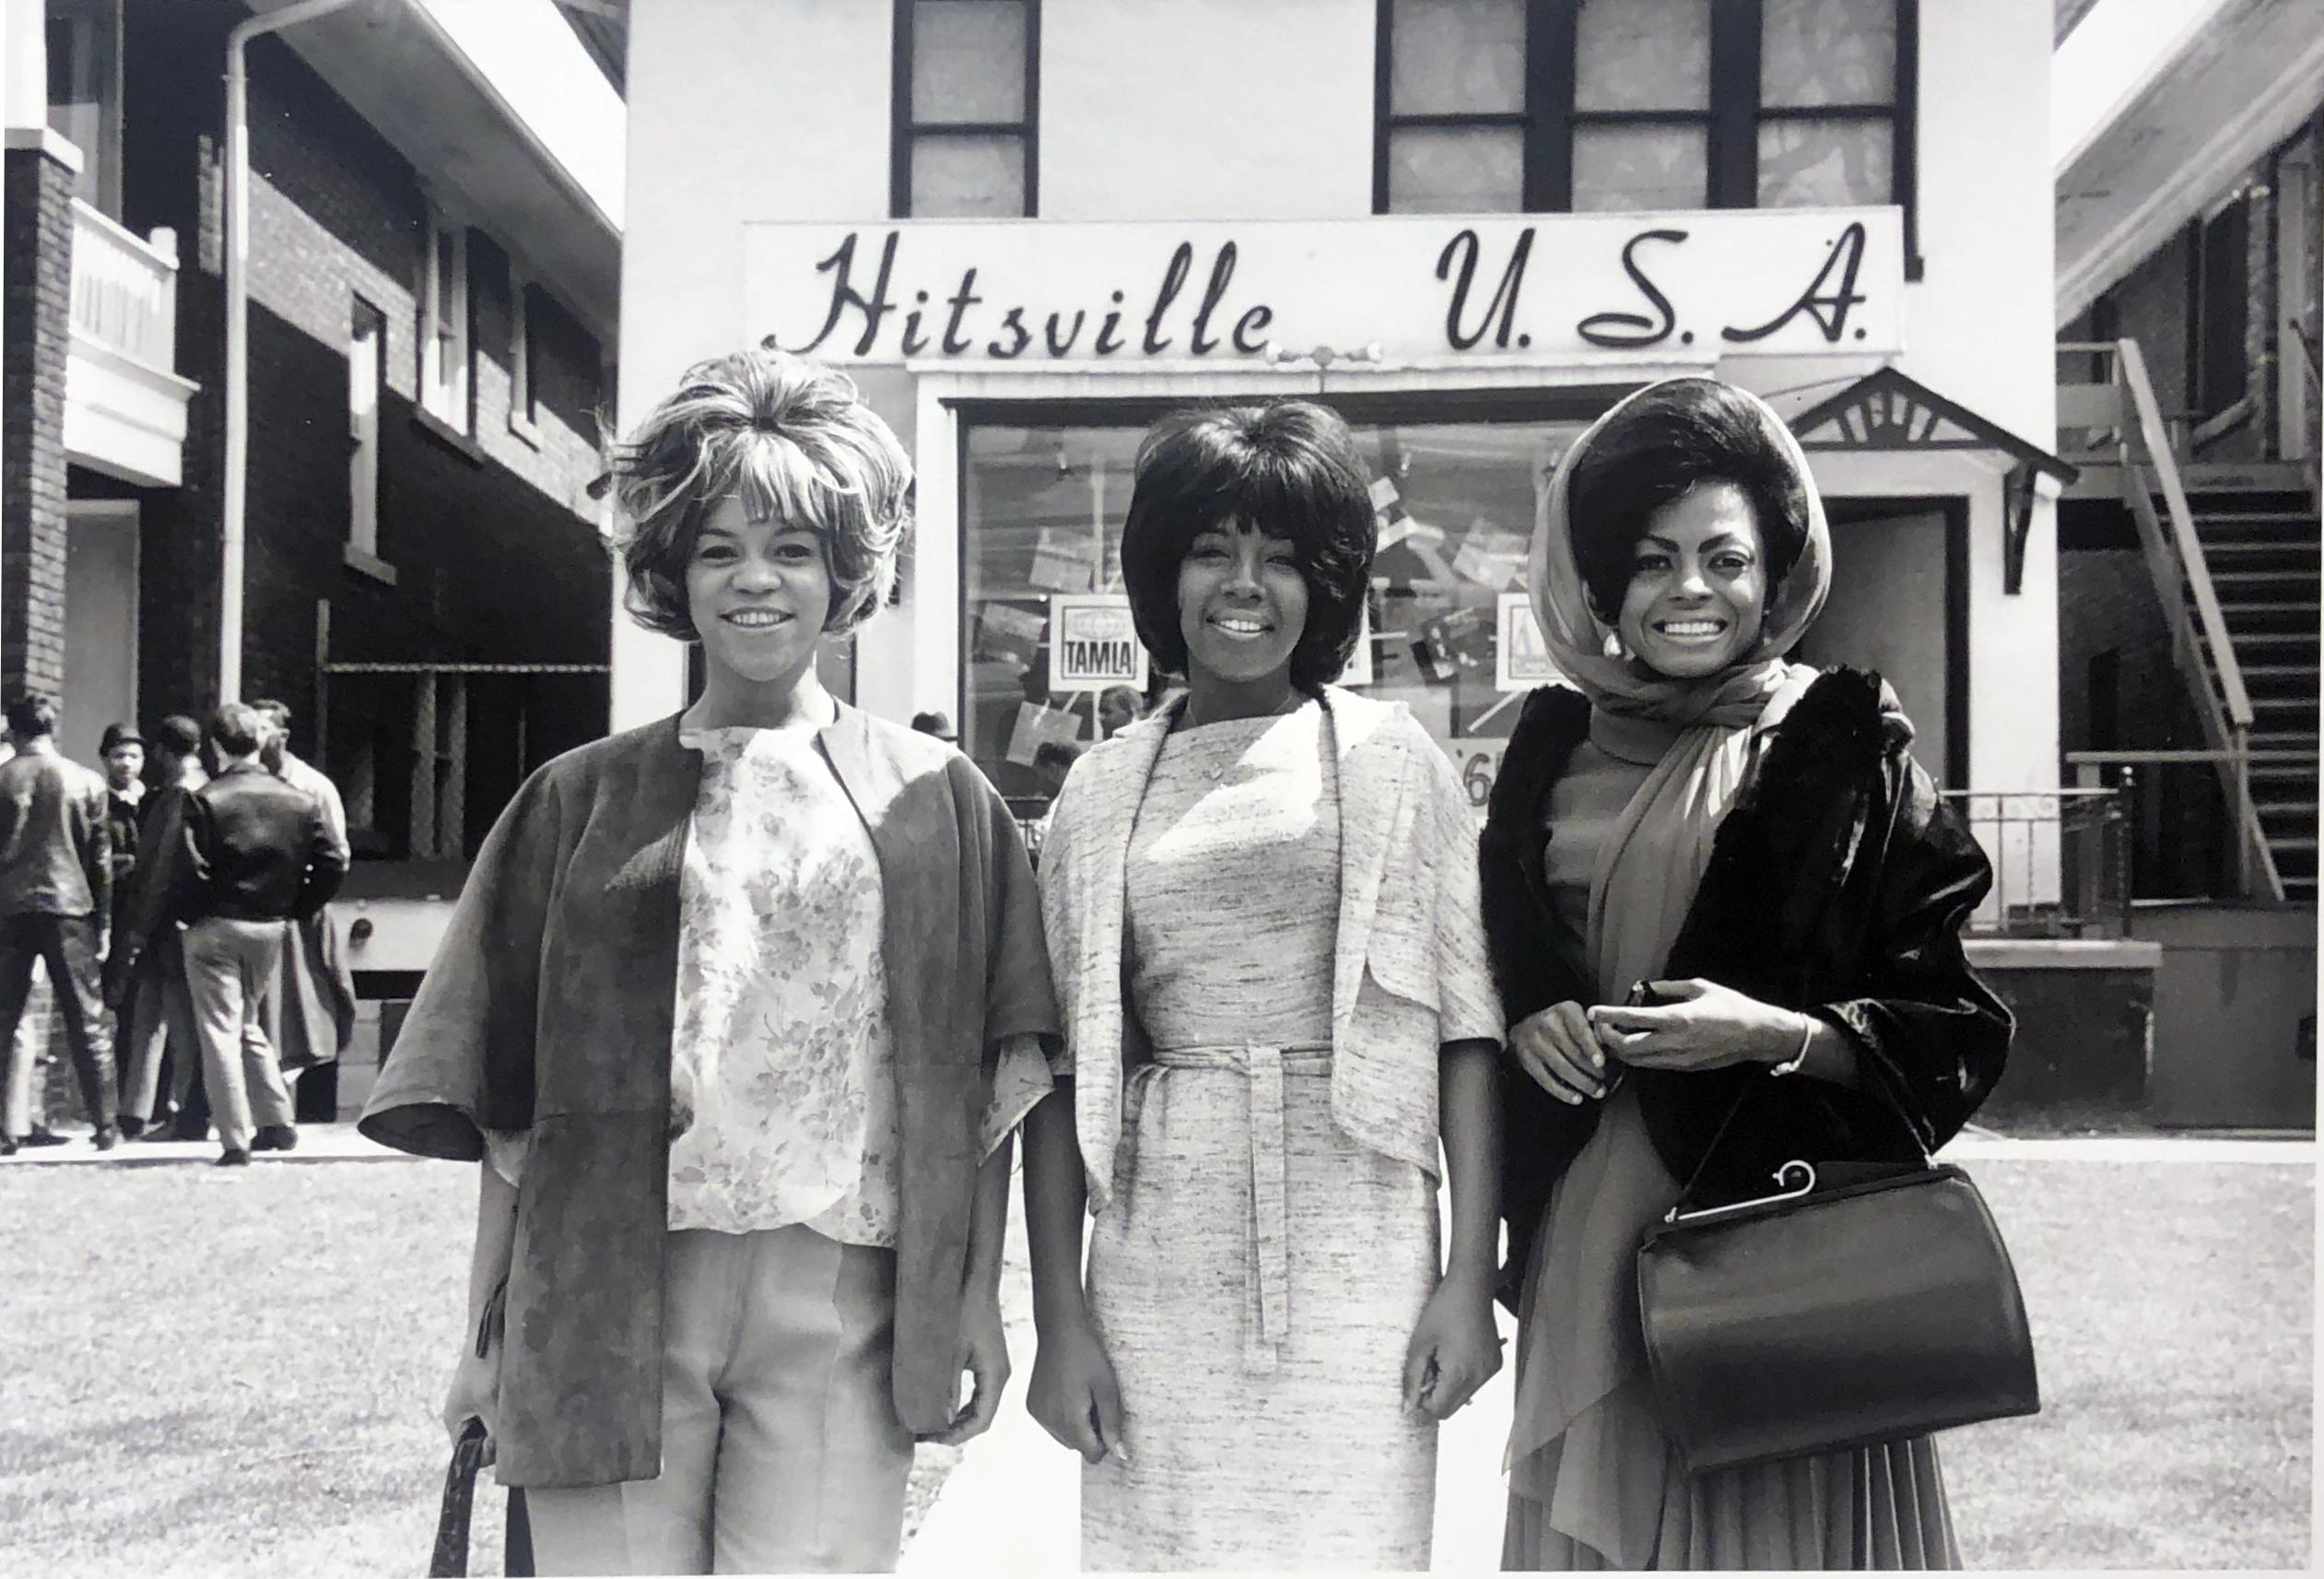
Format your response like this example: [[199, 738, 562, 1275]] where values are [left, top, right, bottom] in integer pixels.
[[0, 692, 117, 1153], [105, 714, 207, 1139], [168, 702, 346, 1166]]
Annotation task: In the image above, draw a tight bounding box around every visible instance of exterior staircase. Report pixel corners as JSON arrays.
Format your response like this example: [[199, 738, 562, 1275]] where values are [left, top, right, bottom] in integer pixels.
[[2189, 488, 2321, 903]]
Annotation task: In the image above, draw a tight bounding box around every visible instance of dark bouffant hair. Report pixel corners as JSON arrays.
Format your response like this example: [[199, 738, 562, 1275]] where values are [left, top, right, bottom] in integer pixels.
[[1119, 402, 1375, 694], [1567, 378, 1811, 624]]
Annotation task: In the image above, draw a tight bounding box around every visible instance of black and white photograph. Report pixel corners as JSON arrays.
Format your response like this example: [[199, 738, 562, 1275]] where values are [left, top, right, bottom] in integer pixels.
[[1, 0, 2316, 1573]]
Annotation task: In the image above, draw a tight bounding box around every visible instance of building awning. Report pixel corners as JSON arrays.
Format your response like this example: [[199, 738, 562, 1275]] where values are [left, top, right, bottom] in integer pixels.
[[1787, 367, 2079, 595]]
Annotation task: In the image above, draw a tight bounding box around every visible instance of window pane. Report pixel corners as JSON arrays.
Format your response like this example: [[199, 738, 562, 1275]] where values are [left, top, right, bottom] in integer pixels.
[[1575, 0, 1708, 112], [1762, 0, 1896, 108], [1389, 0, 1527, 115], [1756, 116, 1892, 206], [1387, 126, 1524, 213], [1572, 124, 1708, 211], [960, 414, 1589, 814], [910, 133, 1027, 218], [911, 0, 1027, 124]]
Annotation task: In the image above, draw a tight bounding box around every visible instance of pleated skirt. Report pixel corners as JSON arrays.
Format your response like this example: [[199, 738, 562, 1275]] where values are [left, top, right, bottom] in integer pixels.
[[1502, 1089, 1961, 1572]]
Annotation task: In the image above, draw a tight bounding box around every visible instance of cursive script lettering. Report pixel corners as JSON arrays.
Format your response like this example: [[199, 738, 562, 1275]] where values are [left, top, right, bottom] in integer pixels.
[[1577, 230, 1686, 348], [1438, 229, 1534, 351]]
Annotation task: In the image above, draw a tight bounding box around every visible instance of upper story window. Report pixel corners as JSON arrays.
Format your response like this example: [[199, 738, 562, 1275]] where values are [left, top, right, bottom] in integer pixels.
[[1378, 0, 1915, 260], [509, 264, 540, 442], [419, 203, 471, 432], [892, 0, 1039, 218], [45, 0, 123, 216]]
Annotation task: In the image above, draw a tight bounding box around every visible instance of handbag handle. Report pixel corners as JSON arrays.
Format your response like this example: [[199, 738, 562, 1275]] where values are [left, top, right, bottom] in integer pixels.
[[1661, 1032, 1936, 1220]]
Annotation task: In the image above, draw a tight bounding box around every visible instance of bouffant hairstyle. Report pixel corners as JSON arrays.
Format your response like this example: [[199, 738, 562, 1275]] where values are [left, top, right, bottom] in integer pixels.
[[1119, 403, 1376, 694], [1567, 378, 1811, 624], [603, 348, 912, 639]]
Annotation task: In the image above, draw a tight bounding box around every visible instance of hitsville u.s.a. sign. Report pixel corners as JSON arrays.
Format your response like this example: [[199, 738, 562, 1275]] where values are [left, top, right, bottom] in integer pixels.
[[744, 208, 1905, 366]]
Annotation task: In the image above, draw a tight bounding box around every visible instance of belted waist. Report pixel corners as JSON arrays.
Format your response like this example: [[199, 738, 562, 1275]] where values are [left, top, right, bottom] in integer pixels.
[[1136, 1041, 1332, 1375], [1147, 1042, 1332, 1073]]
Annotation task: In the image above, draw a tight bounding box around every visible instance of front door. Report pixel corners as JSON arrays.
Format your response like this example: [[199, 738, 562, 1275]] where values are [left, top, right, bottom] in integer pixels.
[[63, 500, 139, 765]]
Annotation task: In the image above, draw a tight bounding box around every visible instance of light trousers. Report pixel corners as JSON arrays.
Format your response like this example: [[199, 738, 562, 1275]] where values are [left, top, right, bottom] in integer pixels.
[[181, 917, 294, 1151], [525, 1224, 916, 1575]]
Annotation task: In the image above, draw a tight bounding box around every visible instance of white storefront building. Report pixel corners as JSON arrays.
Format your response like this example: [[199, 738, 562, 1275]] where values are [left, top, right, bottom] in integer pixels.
[[615, 0, 2068, 891]]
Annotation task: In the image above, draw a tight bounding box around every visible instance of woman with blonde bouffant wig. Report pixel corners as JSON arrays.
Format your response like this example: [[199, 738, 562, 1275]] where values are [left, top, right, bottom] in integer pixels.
[[359, 348, 1060, 1573]]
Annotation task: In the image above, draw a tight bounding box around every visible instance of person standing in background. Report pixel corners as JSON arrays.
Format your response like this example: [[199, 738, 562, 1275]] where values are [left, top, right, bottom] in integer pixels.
[[0, 693, 116, 1155], [97, 724, 146, 892], [249, 700, 356, 1087], [105, 715, 207, 1140], [165, 702, 346, 1166]]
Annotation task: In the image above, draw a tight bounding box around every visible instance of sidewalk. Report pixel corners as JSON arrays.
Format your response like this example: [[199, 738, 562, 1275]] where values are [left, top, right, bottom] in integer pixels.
[[0, 1123, 417, 1167]]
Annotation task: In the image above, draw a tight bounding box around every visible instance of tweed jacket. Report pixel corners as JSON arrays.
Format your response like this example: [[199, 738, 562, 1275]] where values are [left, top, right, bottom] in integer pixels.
[[358, 707, 1060, 1489], [1041, 687, 1501, 1207], [1481, 666, 2013, 1301]]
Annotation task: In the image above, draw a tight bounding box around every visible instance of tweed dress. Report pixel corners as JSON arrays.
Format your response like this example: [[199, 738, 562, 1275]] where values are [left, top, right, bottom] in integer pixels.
[[1079, 703, 1477, 1572]]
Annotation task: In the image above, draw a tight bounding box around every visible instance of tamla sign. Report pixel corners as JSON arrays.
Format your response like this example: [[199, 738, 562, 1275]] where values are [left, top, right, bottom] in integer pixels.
[[745, 209, 1905, 366], [1048, 595, 1147, 693]]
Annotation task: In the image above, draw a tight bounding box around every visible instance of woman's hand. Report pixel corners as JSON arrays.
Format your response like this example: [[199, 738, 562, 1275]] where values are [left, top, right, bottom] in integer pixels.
[[441, 1343, 500, 1464], [1026, 1306, 1129, 1467], [1402, 1275, 1503, 1421], [1508, 1002, 1612, 1104], [1588, 978, 1807, 1073], [933, 1291, 1011, 1446]]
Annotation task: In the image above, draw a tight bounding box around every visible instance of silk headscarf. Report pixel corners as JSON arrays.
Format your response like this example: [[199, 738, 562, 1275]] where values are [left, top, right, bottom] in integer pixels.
[[1526, 377, 1834, 1001]]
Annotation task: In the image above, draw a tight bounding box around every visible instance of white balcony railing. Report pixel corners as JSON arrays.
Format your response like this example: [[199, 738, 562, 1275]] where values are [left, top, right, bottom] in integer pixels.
[[69, 200, 179, 373]]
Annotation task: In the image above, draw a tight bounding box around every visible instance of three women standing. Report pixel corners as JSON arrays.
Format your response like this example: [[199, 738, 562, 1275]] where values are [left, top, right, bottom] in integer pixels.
[[1021, 404, 1506, 1571], [1485, 378, 2011, 1570], [360, 349, 1059, 1574]]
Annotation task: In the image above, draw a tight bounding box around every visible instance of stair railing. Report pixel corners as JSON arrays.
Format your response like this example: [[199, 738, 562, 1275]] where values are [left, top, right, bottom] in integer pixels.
[[2058, 338, 2280, 901]]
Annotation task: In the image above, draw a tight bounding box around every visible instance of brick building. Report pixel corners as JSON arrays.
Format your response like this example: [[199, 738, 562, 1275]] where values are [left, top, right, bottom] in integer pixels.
[[3, 0, 622, 1126]]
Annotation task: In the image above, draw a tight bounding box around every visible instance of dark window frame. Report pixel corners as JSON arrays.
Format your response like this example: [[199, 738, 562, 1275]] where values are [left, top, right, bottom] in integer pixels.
[[890, 0, 1041, 219], [1374, 0, 1922, 277], [2190, 195, 2252, 430]]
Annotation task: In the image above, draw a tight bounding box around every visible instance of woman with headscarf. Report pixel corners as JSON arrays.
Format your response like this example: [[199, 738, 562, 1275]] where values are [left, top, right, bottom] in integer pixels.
[[1484, 377, 2011, 1571]]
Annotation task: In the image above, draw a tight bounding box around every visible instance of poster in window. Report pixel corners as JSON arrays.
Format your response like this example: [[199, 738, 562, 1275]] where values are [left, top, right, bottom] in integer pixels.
[[1005, 700, 1086, 768], [1495, 592, 1567, 692], [1028, 526, 1100, 595], [1047, 595, 1148, 693], [975, 602, 1047, 666], [1451, 517, 1528, 591]]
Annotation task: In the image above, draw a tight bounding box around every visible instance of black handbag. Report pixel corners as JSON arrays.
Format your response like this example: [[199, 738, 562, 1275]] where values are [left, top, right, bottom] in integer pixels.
[[430, 1419, 536, 1577], [1635, 1096, 2039, 1476]]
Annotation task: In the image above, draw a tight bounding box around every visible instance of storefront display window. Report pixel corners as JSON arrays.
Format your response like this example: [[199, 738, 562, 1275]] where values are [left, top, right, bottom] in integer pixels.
[[960, 407, 1592, 815]]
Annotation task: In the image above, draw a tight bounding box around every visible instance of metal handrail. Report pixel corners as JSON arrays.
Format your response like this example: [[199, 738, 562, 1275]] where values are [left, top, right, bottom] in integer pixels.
[[2057, 339, 2279, 901]]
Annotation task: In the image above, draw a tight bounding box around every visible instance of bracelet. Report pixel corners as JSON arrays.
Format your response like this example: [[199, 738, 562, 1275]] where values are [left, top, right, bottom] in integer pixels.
[[1767, 1012, 1814, 1078]]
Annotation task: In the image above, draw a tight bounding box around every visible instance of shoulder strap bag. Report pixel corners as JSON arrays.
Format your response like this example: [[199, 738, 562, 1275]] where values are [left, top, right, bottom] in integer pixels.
[[1635, 1090, 2040, 1476]]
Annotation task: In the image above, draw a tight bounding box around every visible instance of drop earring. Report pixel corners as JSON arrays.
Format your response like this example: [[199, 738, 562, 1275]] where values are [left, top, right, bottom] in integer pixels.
[[1602, 629, 1626, 660]]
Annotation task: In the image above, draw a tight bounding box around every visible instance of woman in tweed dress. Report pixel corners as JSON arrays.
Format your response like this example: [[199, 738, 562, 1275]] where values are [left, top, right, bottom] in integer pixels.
[[1020, 402, 1505, 1571]]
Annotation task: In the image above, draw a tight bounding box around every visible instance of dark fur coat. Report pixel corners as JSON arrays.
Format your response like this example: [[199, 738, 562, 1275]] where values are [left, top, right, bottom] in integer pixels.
[[1481, 667, 2012, 1302]]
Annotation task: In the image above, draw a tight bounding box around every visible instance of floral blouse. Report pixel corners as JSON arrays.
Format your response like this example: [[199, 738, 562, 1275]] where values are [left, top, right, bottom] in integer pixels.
[[486, 724, 1052, 1244]]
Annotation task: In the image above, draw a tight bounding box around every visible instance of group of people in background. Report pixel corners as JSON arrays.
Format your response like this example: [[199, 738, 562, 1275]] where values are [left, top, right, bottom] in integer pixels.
[[0, 695, 351, 1166], [357, 347, 2008, 1573]]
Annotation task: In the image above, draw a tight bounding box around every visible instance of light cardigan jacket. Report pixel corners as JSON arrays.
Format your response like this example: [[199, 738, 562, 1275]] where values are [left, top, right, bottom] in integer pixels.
[[1041, 687, 1501, 1208], [358, 708, 1059, 1489]]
